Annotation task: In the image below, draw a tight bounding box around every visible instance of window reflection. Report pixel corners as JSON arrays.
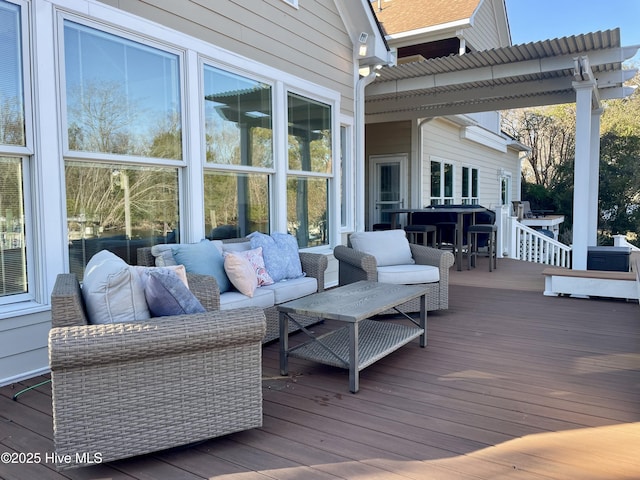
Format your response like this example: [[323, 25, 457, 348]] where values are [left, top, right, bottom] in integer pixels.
[[287, 176, 327, 248], [0, 1, 25, 147], [64, 21, 182, 158], [287, 93, 331, 173], [204, 171, 269, 239], [204, 66, 272, 167], [66, 162, 179, 279]]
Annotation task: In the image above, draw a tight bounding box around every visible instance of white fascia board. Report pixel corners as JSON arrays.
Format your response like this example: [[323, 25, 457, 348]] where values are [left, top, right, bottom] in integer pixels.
[[460, 125, 507, 152], [388, 19, 470, 42]]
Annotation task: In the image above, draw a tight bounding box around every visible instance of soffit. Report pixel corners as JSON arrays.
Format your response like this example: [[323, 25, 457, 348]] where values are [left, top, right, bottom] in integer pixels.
[[365, 29, 638, 121]]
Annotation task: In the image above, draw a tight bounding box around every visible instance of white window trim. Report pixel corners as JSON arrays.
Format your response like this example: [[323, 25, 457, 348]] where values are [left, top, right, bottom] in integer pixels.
[[461, 164, 479, 205], [429, 156, 455, 205]]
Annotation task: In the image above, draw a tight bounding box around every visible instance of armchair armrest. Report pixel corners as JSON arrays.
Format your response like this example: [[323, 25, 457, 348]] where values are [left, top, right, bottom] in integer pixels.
[[299, 252, 328, 292], [186, 273, 220, 311], [49, 307, 266, 370], [410, 244, 455, 270], [334, 245, 379, 285]]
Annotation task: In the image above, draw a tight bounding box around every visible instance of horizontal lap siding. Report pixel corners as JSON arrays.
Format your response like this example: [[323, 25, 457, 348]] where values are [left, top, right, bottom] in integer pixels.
[[102, 0, 355, 115], [465, 0, 508, 51], [422, 119, 519, 207]]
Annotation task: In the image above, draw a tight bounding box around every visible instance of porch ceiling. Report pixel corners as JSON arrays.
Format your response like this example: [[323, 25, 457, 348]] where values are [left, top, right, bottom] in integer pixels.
[[365, 29, 638, 121]]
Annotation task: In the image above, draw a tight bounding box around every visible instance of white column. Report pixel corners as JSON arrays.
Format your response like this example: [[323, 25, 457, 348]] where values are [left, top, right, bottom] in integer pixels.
[[571, 81, 595, 270], [588, 108, 603, 246]]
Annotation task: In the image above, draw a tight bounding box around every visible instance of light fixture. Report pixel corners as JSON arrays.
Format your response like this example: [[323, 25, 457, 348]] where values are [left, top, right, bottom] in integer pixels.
[[358, 32, 368, 57]]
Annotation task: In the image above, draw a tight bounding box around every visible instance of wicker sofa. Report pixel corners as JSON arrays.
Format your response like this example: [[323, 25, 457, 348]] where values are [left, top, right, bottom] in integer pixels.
[[48, 273, 266, 469], [137, 237, 329, 343], [334, 236, 455, 312]]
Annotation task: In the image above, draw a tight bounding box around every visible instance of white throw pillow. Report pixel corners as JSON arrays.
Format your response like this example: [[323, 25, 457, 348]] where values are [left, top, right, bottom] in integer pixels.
[[349, 229, 415, 266], [81, 250, 150, 324]]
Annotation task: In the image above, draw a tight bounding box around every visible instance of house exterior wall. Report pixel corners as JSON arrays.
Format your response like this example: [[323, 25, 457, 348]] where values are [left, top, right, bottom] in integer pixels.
[[421, 118, 520, 207], [464, 0, 510, 51], [0, 0, 359, 386]]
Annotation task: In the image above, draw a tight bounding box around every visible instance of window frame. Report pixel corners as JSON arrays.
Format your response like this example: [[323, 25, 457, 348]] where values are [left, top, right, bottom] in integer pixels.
[[429, 157, 455, 205], [461, 165, 479, 205], [0, 0, 35, 306], [57, 12, 188, 167], [285, 89, 334, 248]]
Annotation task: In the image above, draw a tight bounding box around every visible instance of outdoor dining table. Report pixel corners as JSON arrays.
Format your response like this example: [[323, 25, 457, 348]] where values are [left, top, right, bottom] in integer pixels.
[[388, 206, 487, 271]]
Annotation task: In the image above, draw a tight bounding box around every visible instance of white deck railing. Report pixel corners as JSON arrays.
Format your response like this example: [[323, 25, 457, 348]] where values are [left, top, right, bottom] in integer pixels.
[[513, 223, 571, 267], [496, 207, 572, 267]]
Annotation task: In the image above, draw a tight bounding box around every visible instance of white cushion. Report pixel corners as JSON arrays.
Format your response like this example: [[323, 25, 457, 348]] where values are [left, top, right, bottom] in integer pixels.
[[222, 241, 252, 253], [377, 264, 439, 285], [82, 250, 150, 324], [261, 276, 318, 304], [350, 230, 415, 266], [220, 287, 274, 310]]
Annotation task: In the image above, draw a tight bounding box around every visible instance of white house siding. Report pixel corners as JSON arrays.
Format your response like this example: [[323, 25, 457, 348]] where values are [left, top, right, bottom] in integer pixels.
[[464, 0, 510, 51], [421, 118, 520, 207], [0, 0, 358, 386]]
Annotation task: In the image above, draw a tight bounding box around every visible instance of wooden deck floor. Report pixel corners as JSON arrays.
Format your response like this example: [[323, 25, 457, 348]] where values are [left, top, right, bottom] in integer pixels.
[[2, 258, 639, 479]]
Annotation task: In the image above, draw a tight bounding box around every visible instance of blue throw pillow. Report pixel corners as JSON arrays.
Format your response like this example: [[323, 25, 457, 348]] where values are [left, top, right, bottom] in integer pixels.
[[144, 269, 206, 317], [170, 240, 231, 293], [248, 232, 303, 282]]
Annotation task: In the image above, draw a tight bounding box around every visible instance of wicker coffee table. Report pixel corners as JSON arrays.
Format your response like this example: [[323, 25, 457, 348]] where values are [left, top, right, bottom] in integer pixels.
[[278, 281, 427, 393]]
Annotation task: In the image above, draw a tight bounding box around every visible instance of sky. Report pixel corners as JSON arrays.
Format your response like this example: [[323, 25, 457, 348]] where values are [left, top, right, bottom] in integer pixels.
[[505, 0, 640, 64]]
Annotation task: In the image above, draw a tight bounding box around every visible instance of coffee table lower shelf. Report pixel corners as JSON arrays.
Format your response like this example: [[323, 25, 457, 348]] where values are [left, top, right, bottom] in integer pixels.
[[288, 319, 423, 383]]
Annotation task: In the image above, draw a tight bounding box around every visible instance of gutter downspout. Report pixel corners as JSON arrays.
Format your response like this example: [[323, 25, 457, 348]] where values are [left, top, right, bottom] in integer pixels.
[[355, 69, 378, 232]]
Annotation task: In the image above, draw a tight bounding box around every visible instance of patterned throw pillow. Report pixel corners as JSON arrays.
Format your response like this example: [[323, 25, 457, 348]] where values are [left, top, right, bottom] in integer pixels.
[[236, 247, 274, 286]]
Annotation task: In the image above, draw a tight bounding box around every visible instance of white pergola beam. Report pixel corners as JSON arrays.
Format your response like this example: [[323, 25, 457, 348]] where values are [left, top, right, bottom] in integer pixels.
[[367, 45, 634, 97]]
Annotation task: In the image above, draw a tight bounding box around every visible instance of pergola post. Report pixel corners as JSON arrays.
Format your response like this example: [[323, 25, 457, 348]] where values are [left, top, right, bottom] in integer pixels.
[[588, 108, 603, 247], [571, 74, 598, 270]]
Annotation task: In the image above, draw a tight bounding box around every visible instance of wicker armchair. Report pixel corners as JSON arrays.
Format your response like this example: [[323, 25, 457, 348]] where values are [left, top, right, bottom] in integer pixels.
[[334, 241, 455, 312], [48, 273, 266, 469], [138, 237, 328, 343]]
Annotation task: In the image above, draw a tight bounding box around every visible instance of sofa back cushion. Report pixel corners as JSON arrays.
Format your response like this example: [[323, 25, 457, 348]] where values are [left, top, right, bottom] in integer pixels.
[[248, 232, 304, 282], [349, 230, 415, 266], [82, 250, 150, 324]]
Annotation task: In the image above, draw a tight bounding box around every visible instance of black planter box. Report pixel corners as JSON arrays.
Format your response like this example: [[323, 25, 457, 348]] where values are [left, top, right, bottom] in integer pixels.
[[586, 246, 631, 272]]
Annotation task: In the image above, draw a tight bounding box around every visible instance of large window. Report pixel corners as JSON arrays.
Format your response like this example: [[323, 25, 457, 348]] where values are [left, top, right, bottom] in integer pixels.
[[287, 93, 331, 247], [0, 1, 29, 302], [430, 159, 454, 205], [203, 66, 273, 238], [62, 19, 183, 276], [63, 20, 182, 158]]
